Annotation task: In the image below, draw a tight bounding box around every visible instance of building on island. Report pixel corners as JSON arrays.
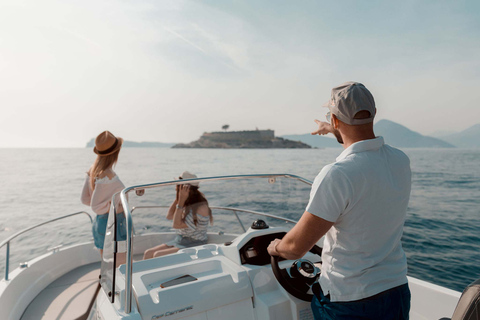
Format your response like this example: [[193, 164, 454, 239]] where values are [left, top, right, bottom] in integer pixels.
[[172, 129, 310, 149]]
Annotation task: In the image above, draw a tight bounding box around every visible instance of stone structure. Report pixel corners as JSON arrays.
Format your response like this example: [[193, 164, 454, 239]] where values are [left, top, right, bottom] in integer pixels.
[[173, 129, 310, 149], [202, 130, 274, 142]]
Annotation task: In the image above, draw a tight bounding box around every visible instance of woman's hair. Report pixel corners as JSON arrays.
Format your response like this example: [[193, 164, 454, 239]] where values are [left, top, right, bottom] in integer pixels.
[[89, 149, 120, 190], [181, 186, 213, 226]]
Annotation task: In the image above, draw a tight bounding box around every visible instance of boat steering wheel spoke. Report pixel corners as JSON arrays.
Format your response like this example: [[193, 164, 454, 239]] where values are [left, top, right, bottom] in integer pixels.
[[271, 245, 322, 302]]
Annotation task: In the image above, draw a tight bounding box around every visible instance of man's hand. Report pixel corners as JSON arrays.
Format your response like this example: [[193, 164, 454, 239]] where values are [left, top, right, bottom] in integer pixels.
[[268, 212, 334, 260], [311, 119, 333, 136], [267, 238, 282, 256]]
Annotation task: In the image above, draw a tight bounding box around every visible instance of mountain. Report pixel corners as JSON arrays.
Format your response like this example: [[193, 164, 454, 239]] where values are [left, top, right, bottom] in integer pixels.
[[440, 124, 480, 148], [282, 120, 455, 149], [85, 139, 175, 148], [429, 130, 456, 138], [280, 134, 341, 148], [374, 120, 454, 148]]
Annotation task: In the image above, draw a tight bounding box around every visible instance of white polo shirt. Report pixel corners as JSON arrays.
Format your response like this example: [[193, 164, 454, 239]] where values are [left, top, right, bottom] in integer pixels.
[[306, 137, 411, 302]]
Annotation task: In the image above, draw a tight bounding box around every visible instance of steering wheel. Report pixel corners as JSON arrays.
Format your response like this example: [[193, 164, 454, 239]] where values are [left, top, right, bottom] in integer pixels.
[[271, 245, 322, 301]]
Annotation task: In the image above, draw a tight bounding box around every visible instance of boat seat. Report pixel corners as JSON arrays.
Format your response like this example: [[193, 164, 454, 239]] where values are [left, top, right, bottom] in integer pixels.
[[21, 262, 101, 320], [440, 278, 480, 320]]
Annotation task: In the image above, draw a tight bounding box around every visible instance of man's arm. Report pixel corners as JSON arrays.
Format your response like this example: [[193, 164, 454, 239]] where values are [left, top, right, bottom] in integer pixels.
[[311, 119, 333, 136], [268, 211, 334, 260]]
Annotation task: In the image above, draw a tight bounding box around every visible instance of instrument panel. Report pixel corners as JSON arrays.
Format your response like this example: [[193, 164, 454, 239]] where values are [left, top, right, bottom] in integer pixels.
[[239, 232, 286, 265]]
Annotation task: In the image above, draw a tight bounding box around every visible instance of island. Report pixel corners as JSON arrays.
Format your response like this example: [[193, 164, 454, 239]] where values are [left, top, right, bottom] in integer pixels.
[[172, 129, 311, 149]]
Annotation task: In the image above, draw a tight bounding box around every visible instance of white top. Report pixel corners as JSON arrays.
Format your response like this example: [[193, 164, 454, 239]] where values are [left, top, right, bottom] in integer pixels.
[[306, 137, 411, 302], [176, 210, 210, 241], [81, 174, 125, 215]]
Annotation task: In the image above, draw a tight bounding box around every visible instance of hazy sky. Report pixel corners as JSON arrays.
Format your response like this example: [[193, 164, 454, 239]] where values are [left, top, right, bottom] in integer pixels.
[[1, 0, 479, 147]]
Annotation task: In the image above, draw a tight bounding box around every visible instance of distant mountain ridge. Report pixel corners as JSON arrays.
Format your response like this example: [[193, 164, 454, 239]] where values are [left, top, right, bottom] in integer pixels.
[[281, 134, 341, 148], [85, 138, 175, 148], [374, 120, 454, 148], [439, 124, 480, 148], [282, 120, 458, 149]]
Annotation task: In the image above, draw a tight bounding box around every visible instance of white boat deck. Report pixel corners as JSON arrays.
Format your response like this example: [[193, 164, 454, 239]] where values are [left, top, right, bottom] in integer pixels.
[[19, 253, 148, 320], [21, 262, 100, 320], [0, 232, 465, 320]]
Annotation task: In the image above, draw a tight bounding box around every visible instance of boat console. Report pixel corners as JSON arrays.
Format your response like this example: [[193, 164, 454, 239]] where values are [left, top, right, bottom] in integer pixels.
[[111, 224, 320, 320], [123, 249, 253, 320]]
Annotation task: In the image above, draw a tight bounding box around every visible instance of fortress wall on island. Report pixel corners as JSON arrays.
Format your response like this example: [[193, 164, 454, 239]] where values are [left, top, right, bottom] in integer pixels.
[[202, 130, 275, 142]]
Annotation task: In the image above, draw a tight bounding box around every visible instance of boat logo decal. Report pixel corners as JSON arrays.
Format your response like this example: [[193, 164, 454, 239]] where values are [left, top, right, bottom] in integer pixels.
[[151, 305, 194, 319]]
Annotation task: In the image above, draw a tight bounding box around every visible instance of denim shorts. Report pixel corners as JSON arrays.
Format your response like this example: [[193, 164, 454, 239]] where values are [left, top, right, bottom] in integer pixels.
[[166, 235, 208, 249], [92, 213, 127, 249], [311, 282, 411, 320]]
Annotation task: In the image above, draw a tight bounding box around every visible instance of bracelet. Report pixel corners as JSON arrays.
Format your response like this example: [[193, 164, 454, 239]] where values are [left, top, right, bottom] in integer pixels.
[[176, 204, 183, 210]]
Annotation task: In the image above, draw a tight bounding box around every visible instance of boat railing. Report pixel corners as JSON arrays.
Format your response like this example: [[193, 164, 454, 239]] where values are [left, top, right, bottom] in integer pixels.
[[0, 211, 93, 281], [131, 205, 298, 232], [119, 173, 312, 313]]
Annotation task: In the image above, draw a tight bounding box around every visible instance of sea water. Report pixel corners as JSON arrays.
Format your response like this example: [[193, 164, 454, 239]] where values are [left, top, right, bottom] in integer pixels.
[[0, 148, 479, 292]]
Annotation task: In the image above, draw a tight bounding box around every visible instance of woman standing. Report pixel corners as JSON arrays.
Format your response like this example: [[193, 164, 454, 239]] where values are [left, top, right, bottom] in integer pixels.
[[81, 131, 127, 259], [143, 171, 213, 259]]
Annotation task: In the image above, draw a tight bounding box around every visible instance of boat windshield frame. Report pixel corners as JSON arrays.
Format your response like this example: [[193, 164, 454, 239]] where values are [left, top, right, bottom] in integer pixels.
[[103, 173, 312, 314]]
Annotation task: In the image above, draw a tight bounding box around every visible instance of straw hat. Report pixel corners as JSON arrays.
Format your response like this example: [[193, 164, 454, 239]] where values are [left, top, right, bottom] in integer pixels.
[[178, 171, 199, 187], [93, 131, 123, 156]]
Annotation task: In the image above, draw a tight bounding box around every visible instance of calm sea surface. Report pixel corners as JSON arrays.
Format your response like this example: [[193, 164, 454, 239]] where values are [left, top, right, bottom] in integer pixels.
[[0, 148, 479, 292]]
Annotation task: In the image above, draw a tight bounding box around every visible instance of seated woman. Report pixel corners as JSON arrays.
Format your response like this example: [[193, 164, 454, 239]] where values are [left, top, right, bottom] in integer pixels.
[[143, 171, 213, 259]]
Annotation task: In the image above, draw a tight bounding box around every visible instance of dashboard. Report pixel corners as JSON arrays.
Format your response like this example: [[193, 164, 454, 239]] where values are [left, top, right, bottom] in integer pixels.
[[239, 232, 286, 266]]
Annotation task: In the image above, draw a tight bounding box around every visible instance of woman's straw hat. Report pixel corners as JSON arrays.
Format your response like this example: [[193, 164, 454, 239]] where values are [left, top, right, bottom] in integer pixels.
[[94, 131, 123, 156], [178, 171, 199, 187]]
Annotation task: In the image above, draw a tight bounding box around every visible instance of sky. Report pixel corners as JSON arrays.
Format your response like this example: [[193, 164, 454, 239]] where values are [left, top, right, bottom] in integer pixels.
[[0, 0, 479, 147]]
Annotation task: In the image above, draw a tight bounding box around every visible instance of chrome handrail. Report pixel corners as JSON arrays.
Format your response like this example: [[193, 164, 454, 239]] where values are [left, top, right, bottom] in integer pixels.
[[211, 206, 297, 227], [131, 205, 298, 232], [120, 173, 312, 313], [0, 211, 93, 281]]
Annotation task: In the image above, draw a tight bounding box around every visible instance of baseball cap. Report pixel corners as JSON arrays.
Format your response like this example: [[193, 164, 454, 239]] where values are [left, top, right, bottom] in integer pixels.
[[323, 81, 376, 125]]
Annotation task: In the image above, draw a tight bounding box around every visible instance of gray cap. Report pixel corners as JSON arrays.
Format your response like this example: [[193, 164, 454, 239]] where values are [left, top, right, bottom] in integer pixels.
[[323, 81, 376, 125]]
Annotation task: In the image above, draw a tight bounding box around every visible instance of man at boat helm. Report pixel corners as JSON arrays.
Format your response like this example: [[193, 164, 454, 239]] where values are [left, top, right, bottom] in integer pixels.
[[268, 82, 412, 319]]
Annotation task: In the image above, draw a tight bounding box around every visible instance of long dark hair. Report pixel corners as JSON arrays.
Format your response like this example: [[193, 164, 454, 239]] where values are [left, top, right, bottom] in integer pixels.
[[179, 185, 213, 226]]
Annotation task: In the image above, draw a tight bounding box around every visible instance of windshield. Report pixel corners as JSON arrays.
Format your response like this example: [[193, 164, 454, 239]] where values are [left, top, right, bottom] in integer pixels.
[[131, 175, 311, 235], [100, 174, 312, 309]]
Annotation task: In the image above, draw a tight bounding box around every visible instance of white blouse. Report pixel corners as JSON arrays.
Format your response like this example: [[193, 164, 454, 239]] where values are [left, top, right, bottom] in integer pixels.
[[81, 173, 125, 215]]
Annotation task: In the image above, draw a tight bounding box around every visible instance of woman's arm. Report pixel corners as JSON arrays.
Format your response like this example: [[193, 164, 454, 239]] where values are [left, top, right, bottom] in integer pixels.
[[172, 185, 190, 229], [80, 173, 92, 206], [196, 204, 210, 217], [172, 207, 189, 229], [166, 199, 177, 220], [166, 185, 180, 220]]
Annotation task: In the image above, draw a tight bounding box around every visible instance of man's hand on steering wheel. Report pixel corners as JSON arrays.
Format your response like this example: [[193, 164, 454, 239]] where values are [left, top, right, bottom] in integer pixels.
[[266, 212, 332, 301], [267, 238, 282, 256], [268, 238, 322, 302]]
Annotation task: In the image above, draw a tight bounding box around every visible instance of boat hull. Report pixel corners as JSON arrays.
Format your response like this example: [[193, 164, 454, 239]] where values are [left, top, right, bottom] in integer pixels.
[[1, 233, 462, 320]]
